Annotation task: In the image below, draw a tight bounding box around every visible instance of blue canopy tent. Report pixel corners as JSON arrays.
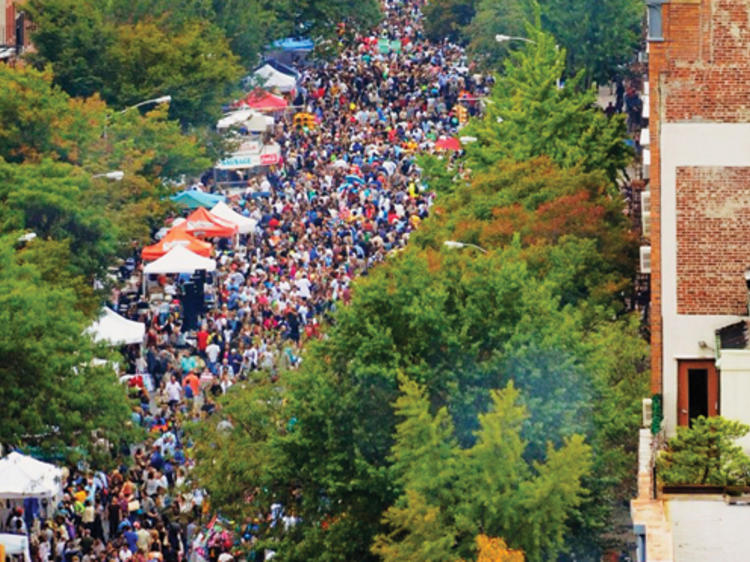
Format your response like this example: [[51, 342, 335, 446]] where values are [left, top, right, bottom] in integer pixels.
[[271, 38, 314, 51], [266, 38, 314, 65], [170, 190, 226, 209]]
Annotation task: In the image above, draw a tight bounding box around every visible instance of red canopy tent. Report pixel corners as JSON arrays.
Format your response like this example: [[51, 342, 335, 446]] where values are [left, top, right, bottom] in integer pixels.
[[434, 137, 462, 151], [235, 89, 288, 112], [177, 207, 238, 238], [142, 228, 213, 261]]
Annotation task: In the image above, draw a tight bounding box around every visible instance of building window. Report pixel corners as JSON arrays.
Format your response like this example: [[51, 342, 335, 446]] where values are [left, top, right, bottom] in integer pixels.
[[646, 0, 667, 42]]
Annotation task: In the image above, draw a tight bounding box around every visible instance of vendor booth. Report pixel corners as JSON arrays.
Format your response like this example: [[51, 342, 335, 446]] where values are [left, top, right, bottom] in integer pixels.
[[171, 190, 226, 209], [251, 63, 297, 93], [143, 246, 217, 276], [235, 89, 288, 112], [0, 452, 62, 500], [0, 534, 31, 562], [179, 207, 238, 238], [142, 228, 213, 261], [87, 307, 146, 346], [210, 201, 257, 234], [216, 110, 274, 133], [216, 141, 282, 171]]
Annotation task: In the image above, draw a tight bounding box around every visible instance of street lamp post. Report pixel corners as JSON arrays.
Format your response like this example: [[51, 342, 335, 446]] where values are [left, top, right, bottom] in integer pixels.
[[494, 34, 536, 44], [443, 240, 488, 254], [92, 170, 125, 181], [119, 95, 172, 114], [103, 95, 172, 139]]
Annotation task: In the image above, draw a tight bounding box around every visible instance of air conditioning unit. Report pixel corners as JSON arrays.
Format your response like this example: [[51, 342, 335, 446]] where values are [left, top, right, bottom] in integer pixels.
[[640, 246, 652, 274], [643, 398, 653, 428], [641, 191, 651, 214], [641, 192, 651, 237]]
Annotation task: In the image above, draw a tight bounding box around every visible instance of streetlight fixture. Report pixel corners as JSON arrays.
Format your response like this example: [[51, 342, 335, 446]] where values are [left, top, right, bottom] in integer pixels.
[[119, 95, 172, 114], [443, 240, 488, 254], [495, 34, 536, 44], [92, 170, 125, 181]]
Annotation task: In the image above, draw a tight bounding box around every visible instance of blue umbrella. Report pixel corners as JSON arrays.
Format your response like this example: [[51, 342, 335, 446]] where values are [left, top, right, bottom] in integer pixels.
[[345, 174, 365, 185]]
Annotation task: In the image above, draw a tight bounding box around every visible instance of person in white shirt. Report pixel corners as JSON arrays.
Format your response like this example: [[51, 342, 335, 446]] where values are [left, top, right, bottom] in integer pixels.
[[205, 341, 221, 365], [165, 375, 182, 408]]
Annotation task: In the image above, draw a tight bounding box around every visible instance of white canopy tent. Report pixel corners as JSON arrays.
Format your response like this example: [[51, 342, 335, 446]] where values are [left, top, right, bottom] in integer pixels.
[[210, 202, 258, 234], [0, 452, 63, 500], [0, 533, 32, 562], [87, 307, 146, 346], [253, 64, 297, 93], [142, 246, 217, 294], [143, 246, 217, 275], [217, 110, 274, 133]]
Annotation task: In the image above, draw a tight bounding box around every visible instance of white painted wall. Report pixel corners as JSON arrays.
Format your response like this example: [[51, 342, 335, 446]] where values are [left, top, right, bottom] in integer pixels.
[[667, 496, 750, 562], [716, 349, 750, 451], [659, 124, 750, 436]]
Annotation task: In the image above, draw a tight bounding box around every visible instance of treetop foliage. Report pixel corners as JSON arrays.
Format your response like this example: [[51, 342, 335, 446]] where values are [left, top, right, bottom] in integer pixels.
[[657, 417, 750, 487]]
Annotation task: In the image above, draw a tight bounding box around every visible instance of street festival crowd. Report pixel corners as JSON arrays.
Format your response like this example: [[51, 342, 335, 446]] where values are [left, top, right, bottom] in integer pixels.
[[3, 1, 496, 560]]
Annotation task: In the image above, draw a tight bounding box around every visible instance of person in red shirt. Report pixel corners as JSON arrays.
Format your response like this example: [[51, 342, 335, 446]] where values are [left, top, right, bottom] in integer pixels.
[[196, 326, 209, 357]]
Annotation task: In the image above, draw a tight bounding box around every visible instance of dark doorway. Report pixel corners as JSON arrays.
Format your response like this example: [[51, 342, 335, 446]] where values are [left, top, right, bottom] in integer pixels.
[[688, 369, 708, 427], [677, 360, 719, 427]]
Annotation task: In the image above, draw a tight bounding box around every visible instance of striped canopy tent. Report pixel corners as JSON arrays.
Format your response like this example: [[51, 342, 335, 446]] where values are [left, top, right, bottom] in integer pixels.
[[142, 226, 213, 261], [177, 207, 238, 238]]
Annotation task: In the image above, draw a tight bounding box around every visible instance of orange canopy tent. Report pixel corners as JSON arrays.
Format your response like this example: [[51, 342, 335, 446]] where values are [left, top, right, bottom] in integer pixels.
[[179, 207, 238, 238], [142, 227, 213, 261]]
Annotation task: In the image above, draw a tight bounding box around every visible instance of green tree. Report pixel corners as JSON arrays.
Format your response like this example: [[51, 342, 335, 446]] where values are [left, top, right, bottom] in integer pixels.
[[0, 236, 135, 455], [462, 24, 632, 185], [373, 378, 592, 562], [465, 0, 533, 68], [273, 0, 381, 42], [0, 64, 211, 261], [372, 375, 460, 561], [101, 18, 242, 126], [540, 0, 643, 85], [423, 0, 478, 44], [25, 0, 243, 126], [457, 0, 642, 84], [657, 417, 750, 486], [0, 159, 117, 278]]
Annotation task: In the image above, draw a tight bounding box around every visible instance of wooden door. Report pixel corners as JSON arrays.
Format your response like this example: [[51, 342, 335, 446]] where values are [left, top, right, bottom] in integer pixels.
[[677, 360, 719, 427]]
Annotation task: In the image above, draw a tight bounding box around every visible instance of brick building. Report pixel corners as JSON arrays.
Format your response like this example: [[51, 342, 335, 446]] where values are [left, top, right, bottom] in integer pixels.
[[646, 0, 750, 444], [1, 0, 32, 61], [632, 0, 750, 560]]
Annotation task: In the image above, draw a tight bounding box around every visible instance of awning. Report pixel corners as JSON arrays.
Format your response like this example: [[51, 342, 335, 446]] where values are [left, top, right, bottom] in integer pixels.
[[216, 142, 281, 170], [143, 246, 217, 275]]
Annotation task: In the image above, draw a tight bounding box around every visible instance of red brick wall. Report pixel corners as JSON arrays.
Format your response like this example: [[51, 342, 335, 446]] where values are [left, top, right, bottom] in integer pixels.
[[663, 0, 750, 122], [4, 0, 14, 46], [676, 166, 750, 315]]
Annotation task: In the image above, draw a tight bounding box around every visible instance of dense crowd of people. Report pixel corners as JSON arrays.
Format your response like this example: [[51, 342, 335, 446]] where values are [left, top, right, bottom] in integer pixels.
[[3, 1, 492, 561]]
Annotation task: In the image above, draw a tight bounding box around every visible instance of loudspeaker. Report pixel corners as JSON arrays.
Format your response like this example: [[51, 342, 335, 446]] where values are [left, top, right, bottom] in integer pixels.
[[182, 282, 200, 331]]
